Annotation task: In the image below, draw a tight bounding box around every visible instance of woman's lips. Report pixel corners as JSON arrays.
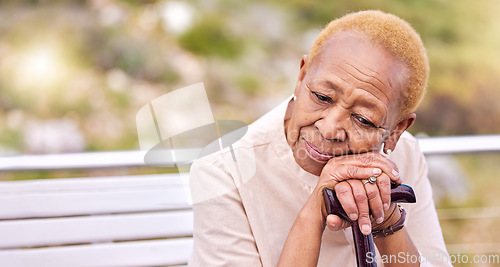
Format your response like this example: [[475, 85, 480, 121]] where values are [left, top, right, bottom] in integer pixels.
[[304, 140, 335, 162]]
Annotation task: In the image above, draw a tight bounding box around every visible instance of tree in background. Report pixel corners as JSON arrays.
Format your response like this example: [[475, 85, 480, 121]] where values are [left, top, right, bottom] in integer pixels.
[[0, 0, 499, 154]]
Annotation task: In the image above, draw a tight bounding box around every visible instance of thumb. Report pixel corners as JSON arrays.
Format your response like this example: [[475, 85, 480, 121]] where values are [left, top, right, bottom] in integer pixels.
[[326, 214, 351, 232]]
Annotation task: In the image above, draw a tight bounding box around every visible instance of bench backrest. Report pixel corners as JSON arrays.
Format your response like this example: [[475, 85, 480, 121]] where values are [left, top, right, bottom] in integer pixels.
[[0, 173, 193, 266]]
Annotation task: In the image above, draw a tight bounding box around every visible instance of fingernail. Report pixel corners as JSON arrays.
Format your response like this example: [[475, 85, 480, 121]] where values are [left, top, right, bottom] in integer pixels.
[[376, 217, 384, 224], [392, 169, 400, 177], [362, 224, 370, 234], [384, 203, 389, 210], [350, 213, 358, 220], [373, 168, 382, 175]]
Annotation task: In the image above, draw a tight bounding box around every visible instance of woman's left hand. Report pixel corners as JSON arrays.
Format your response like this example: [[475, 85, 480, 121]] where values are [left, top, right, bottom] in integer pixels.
[[315, 152, 401, 235]]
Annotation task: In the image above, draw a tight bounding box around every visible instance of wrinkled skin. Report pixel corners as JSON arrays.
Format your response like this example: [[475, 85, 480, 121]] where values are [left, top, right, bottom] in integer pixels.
[[284, 31, 416, 234]]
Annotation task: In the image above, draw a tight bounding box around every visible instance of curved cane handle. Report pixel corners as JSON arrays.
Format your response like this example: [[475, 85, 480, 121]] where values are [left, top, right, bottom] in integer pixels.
[[323, 183, 416, 222]]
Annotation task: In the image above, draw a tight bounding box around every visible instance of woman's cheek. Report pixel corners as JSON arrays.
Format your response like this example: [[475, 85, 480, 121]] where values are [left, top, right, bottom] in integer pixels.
[[349, 132, 383, 153], [287, 116, 306, 143]]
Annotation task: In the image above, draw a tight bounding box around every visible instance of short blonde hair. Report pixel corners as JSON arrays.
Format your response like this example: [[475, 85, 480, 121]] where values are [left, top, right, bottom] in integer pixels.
[[308, 10, 429, 115]]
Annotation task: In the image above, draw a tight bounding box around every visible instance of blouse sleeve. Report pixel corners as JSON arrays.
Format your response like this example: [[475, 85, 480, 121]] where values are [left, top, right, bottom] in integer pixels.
[[188, 156, 263, 266]]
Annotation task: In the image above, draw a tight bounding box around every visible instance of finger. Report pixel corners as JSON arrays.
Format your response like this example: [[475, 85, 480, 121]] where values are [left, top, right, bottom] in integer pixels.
[[363, 153, 401, 183], [371, 154, 401, 184], [326, 214, 351, 232], [347, 179, 372, 235], [334, 181, 358, 221], [363, 179, 384, 224], [376, 173, 392, 211], [327, 164, 382, 181], [339, 153, 401, 183], [372, 203, 398, 231]]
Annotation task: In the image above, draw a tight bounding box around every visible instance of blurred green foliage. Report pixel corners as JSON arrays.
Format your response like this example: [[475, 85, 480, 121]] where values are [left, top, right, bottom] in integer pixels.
[[179, 16, 243, 58], [438, 154, 500, 260], [0, 0, 499, 154]]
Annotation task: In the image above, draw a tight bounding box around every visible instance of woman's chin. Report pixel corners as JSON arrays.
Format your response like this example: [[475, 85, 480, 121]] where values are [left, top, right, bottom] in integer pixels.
[[292, 148, 325, 176], [302, 163, 323, 176]]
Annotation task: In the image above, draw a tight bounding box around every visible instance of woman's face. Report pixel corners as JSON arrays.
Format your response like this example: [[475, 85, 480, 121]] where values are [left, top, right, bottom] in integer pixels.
[[285, 31, 414, 176]]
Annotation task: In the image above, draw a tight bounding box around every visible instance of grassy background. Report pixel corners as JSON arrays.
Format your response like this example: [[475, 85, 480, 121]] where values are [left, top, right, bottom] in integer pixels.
[[437, 154, 500, 266]]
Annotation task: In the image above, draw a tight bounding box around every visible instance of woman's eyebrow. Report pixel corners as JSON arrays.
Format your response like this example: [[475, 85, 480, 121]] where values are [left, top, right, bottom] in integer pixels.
[[311, 80, 342, 92], [355, 98, 386, 112]]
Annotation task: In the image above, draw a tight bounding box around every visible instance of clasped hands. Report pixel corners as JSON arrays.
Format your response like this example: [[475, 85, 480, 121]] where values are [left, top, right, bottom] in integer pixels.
[[315, 152, 402, 236]]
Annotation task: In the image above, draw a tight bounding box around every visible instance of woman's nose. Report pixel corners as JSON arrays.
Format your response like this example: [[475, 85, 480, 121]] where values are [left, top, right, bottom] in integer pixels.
[[314, 107, 348, 142]]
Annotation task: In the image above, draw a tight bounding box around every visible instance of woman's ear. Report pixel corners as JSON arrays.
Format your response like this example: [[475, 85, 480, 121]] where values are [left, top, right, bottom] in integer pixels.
[[383, 113, 416, 153], [300, 54, 308, 69], [294, 55, 308, 96]]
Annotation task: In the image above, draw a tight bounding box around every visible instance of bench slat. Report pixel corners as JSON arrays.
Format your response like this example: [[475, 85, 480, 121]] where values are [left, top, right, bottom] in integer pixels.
[[0, 173, 185, 194], [0, 188, 191, 219], [0, 210, 193, 249], [0, 174, 194, 266], [0, 238, 193, 267]]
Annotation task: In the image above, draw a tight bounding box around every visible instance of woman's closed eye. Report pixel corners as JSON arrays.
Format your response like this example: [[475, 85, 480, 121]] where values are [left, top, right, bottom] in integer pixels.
[[353, 114, 377, 128], [312, 91, 333, 104]]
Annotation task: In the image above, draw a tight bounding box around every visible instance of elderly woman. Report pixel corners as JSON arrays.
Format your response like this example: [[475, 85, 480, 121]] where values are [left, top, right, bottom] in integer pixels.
[[189, 10, 450, 266]]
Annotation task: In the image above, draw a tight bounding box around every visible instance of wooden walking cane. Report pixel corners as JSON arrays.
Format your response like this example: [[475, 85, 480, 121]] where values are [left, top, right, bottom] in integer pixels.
[[323, 183, 416, 267]]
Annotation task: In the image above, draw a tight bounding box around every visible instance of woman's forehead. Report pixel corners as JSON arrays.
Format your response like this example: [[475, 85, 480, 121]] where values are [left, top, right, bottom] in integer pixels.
[[308, 32, 405, 116]]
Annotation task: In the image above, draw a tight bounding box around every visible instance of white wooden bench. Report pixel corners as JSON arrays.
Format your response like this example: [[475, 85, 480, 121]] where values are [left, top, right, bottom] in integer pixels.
[[1, 135, 499, 266], [0, 173, 193, 267]]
